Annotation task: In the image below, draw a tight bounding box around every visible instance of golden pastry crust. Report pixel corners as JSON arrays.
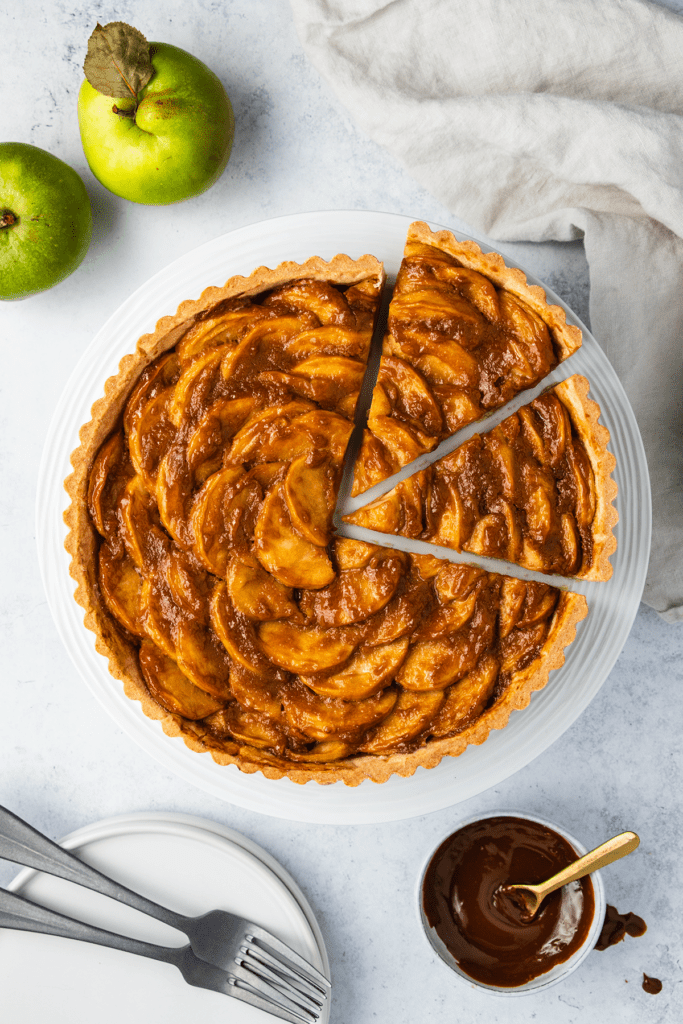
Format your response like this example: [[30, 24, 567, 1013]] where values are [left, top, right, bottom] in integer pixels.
[[351, 221, 583, 496], [345, 374, 618, 581]]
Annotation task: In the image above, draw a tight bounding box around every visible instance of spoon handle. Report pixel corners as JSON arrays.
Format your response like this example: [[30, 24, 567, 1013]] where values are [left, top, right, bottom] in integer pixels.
[[538, 831, 640, 897]]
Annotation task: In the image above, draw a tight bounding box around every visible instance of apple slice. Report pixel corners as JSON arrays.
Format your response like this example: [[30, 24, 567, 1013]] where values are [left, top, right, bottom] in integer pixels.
[[165, 549, 210, 622], [224, 401, 315, 464], [285, 326, 371, 361], [98, 544, 145, 637], [429, 653, 499, 737], [359, 689, 444, 753], [266, 278, 357, 326], [118, 474, 168, 569], [186, 395, 255, 484], [299, 549, 406, 626], [87, 431, 133, 551], [176, 306, 274, 364], [258, 620, 357, 674], [226, 553, 299, 621], [499, 622, 549, 675], [375, 357, 443, 436], [301, 638, 409, 701], [210, 584, 286, 681], [168, 348, 224, 429], [282, 681, 397, 741], [228, 664, 283, 718], [220, 317, 307, 381], [362, 575, 433, 647], [139, 574, 176, 658], [222, 705, 286, 752], [283, 455, 338, 546], [174, 619, 232, 700], [139, 641, 226, 720], [414, 590, 478, 641], [190, 466, 246, 574], [254, 485, 335, 589], [127, 386, 177, 490], [156, 439, 196, 548], [286, 740, 354, 763]]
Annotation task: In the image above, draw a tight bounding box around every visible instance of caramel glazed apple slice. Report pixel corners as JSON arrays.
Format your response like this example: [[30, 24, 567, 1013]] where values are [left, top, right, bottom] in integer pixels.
[[345, 375, 618, 582], [351, 221, 583, 497]]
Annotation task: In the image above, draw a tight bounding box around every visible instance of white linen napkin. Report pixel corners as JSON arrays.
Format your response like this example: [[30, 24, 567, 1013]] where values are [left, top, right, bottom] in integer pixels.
[[289, 0, 683, 622]]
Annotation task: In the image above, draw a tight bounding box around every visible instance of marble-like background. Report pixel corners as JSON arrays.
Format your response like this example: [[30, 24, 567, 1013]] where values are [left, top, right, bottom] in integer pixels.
[[1, 2, 682, 1022]]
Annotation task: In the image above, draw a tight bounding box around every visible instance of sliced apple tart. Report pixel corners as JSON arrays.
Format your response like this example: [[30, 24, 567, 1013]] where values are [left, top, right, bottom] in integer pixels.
[[64, 237, 602, 786], [346, 376, 618, 581], [351, 221, 583, 496]]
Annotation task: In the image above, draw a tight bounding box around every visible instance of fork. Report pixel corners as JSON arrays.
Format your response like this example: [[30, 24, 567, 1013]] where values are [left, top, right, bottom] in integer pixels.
[[0, 884, 318, 1023], [0, 806, 329, 1018]]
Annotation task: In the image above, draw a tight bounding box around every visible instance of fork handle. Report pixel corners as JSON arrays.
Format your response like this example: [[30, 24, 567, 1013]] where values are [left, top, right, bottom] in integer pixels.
[[0, 805, 187, 932], [0, 885, 181, 966]]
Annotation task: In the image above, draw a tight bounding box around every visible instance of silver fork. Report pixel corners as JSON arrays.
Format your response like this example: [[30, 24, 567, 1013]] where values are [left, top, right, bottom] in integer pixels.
[[0, 885, 318, 1023], [0, 806, 329, 1019]]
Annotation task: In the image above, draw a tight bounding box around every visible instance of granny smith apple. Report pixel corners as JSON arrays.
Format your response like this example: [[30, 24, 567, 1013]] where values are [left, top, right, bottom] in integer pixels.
[[0, 142, 92, 301], [78, 40, 234, 205]]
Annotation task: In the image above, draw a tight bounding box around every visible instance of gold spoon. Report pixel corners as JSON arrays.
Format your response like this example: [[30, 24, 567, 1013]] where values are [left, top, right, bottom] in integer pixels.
[[500, 831, 640, 919]]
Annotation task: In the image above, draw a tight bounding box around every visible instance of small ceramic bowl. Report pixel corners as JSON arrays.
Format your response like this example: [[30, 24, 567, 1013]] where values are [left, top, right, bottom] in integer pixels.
[[418, 810, 606, 995]]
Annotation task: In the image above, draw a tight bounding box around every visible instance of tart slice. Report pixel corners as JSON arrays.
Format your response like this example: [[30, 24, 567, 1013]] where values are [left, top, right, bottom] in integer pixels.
[[345, 375, 618, 581], [351, 221, 582, 496]]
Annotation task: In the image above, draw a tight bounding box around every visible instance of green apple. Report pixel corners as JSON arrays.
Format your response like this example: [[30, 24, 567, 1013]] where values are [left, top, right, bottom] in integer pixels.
[[78, 40, 234, 205], [0, 142, 92, 301]]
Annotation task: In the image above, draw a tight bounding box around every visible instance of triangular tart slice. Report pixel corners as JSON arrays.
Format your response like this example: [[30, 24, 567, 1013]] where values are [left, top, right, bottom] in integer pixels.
[[345, 375, 618, 581], [351, 221, 582, 496]]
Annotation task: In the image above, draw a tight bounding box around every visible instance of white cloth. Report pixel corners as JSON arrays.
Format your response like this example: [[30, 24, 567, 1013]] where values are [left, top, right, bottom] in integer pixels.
[[290, 0, 683, 622]]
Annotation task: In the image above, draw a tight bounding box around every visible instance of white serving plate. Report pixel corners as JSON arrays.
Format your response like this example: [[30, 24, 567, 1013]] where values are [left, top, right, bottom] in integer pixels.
[[36, 210, 650, 824], [0, 812, 329, 1023]]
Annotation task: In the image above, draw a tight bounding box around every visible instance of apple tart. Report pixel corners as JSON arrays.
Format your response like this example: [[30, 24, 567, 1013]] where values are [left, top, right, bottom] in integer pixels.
[[351, 221, 583, 496], [345, 375, 618, 581], [65, 240, 598, 786]]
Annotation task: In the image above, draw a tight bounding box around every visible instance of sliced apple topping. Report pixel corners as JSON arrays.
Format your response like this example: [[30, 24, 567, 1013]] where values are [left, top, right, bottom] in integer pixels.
[[286, 740, 354, 763], [362, 575, 434, 647], [429, 653, 499, 737], [190, 466, 246, 574], [221, 317, 309, 380], [375, 357, 443, 437], [283, 681, 397, 741], [299, 549, 406, 626], [359, 689, 444, 753], [254, 485, 335, 589], [258, 620, 357, 674], [228, 664, 283, 718], [98, 544, 145, 638], [283, 455, 338, 546], [285, 326, 371, 361], [176, 305, 276, 364], [118, 474, 168, 569], [156, 440, 196, 548], [223, 401, 315, 464], [499, 622, 549, 675], [265, 279, 357, 327], [210, 584, 286, 680], [127, 387, 177, 490], [186, 395, 255, 484], [168, 348, 224, 429], [226, 553, 299, 621], [223, 705, 286, 752], [139, 641, 226, 720], [87, 431, 133, 553], [301, 638, 409, 701], [139, 574, 177, 658], [344, 474, 425, 538]]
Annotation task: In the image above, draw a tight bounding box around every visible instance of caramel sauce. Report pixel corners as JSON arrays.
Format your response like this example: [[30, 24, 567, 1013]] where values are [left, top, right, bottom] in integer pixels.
[[422, 816, 595, 988], [596, 904, 647, 950]]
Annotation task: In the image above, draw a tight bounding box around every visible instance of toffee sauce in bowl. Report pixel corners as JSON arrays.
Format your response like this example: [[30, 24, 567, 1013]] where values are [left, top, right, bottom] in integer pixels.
[[421, 815, 601, 992]]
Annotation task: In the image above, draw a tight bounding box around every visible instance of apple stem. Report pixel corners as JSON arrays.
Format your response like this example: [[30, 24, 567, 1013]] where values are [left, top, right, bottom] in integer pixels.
[[0, 211, 17, 229], [112, 104, 137, 119]]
